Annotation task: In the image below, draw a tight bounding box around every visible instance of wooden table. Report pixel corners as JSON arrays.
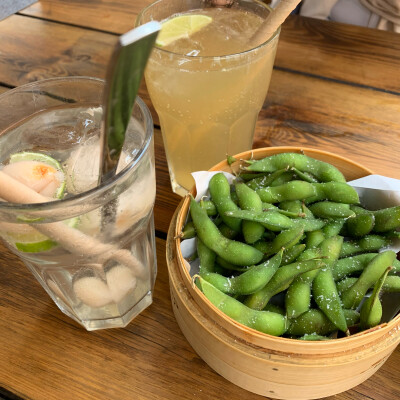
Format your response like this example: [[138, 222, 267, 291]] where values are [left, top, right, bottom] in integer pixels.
[[0, 1, 399, 399]]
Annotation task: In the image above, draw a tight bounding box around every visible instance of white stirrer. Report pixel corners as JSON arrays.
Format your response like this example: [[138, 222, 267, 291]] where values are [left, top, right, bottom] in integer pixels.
[[250, 0, 301, 47]]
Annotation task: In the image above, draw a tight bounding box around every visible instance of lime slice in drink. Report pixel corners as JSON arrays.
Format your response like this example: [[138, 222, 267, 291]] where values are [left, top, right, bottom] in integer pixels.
[[0, 151, 71, 252], [156, 14, 212, 47], [1, 217, 78, 253], [7, 151, 66, 199]]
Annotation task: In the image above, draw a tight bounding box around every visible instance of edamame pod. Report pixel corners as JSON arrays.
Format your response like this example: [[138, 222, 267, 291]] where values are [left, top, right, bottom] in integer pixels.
[[312, 236, 348, 332], [286, 280, 311, 319], [339, 235, 391, 258], [244, 259, 324, 310], [197, 238, 216, 274], [245, 153, 346, 183], [201, 250, 283, 295], [306, 182, 360, 204], [257, 181, 317, 203], [308, 201, 355, 219], [190, 196, 263, 266], [373, 206, 400, 232], [360, 267, 392, 329], [287, 309, 360, 336], [209, 173, 241, 233], [235, 183, 265, 244], [333, 253, 400, 281], [196, 276, 288, 336], [341, 250, 397, 309]]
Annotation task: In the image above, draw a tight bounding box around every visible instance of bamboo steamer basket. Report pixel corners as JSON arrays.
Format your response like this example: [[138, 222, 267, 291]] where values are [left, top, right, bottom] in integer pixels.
[[166, 146, 400, 400]]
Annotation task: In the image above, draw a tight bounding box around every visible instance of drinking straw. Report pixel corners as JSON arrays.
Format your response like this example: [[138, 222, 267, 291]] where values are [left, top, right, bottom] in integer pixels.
[[0, 170, 144, 276], [250, 0, 302, 47]]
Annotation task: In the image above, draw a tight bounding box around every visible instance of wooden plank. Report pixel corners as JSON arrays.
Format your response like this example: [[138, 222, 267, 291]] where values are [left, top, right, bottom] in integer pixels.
[[255, 69, 400, 179], [0, 14, 156, 121], [0, 234, 399, 400], [20, 0, 148, 33], [275, 16, 400, 93], [19, 2, 400, 92]]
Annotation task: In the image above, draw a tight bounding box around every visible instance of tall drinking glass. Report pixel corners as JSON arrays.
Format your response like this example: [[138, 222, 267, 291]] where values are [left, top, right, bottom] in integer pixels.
[[137, 0, 280, 196], [0, 77, 157, 331]]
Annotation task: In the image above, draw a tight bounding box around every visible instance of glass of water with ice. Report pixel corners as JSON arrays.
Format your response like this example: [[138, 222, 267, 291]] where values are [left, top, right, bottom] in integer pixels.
[[0, 77, 157, 330]]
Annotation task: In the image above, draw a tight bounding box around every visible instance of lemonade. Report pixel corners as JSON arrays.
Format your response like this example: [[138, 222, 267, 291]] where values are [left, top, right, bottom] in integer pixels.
[[139, 1, 279, 195]]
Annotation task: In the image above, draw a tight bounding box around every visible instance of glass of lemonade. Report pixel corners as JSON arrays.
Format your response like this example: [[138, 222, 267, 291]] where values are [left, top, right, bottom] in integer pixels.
[[137, 0, 280, 196], [0, 77, 157, 331]]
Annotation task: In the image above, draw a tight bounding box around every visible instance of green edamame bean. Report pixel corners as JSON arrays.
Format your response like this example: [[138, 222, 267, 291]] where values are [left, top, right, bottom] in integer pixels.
[[308, 201, 355, 219], [339, 235, 391, 258], [286, 280, 311, 319], [264, 303, 286, 316], [239, 171, 271, 182], [360, 267, 391, 329], [180, 221, 196, 239], [201, 250, 283, 295], [196, 276, 288, 336], [337, 275, 400, 294], [235, 182, 265, 244], [244, 259, 324, 310], [224, 209, 293, 231], [312, 236, 348, 332], [305, 230, 325, 249], [284, 247, 323, 319], [279, 200, 303, 214], [266, 226, 304, 256], [189, 196, 263, 266], [245, 153, 346, 183], [373, 206, 400, 232], [225, 209, 326, 232], [305, 182, 360, 204], [263, 203, 304, 218], [341, 250, 397, 309], [333, 253, 400, 281], [200, 199, 218, 216], [246, 168, 288, 190], [322, 219, 346, 238], [218, 223, 238, 239], [343, 205, 375, 237], [381, 275, 400, 292], [270, 171, 296, 186], [216, 256, 249, 272], [336, 277, 357, 295], [209, 173, 241, 233], [256, 181, 317, 203], [282, 244, 306, 265], [197, 238, 216, 274], [290, 167, 319, 183], [286, 309, 360, 336]]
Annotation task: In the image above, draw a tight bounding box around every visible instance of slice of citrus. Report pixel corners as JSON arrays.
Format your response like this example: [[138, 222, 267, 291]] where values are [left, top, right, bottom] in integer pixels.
[[7, 151, 66, 199], [156, 14, 212, 47], [1, 217, 78, 253], [0, 151, 71, 252]]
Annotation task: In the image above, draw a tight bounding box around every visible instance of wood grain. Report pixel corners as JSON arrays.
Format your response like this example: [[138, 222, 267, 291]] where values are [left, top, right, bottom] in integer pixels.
[[0, 237, 399, 400], [20, 0, 148, 33], [0, 7, 400, 400], [19, 2, 400, 92], [275, 16, 400, 93]]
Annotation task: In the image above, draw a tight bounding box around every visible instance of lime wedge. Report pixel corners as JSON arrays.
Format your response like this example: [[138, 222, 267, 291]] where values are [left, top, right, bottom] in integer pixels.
[[2, 217, 79, 253], [156, 14, 212, 47], [7, 151, 66, 199]]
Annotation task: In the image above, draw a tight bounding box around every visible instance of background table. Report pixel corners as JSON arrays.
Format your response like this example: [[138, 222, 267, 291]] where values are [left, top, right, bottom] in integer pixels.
[[0, 1, 399, 399]]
